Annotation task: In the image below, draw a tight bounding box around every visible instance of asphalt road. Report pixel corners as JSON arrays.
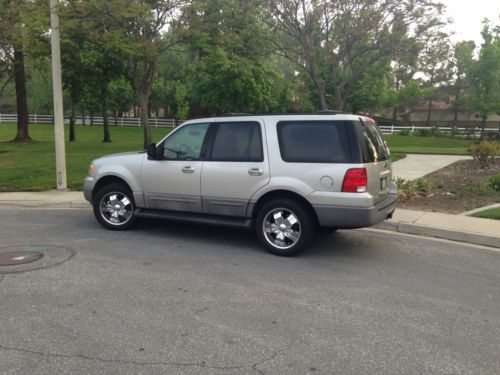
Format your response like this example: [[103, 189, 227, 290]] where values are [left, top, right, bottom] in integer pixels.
[[0, 207, 499, 374]]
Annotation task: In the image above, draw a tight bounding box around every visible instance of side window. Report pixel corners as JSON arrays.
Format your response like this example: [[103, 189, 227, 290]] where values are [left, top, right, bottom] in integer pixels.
[[277, 121, 351, 163], [210, 122, 263, 162], [354, 120, 390, 162], [162, 123, 209, 160]]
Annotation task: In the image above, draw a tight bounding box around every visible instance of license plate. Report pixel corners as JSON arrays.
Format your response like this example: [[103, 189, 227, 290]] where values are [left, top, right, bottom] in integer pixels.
[[380, 177, 387, 190]]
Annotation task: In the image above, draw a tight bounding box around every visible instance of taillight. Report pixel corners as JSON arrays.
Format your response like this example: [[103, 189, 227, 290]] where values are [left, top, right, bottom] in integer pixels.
[[342, 168, 367, 193]]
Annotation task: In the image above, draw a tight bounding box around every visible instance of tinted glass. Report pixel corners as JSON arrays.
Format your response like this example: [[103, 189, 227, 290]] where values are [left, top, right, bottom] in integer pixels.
[[277, 121, 351, 163], [162, 123, 209, 160], [210, 122, 263, 162], [354, 120, 390, 162]]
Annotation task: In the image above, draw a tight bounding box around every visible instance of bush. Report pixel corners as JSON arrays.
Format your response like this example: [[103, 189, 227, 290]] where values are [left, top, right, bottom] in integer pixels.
[[485, 130, 500, 141], [468, 141, 499, 168], [489, 174, 500, 192], [415, 128, 431, 137], [449, 126, 461, 138], [429, 126, 442, 137], [399, 129, 411, 136]]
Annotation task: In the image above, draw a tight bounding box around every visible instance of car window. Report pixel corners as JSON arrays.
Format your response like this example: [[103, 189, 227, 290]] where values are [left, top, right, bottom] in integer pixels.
[[162, 123, 209, 160], [354, 120, 390, 162], [210, 122, 263, 162], [277, 121, 352, 163]]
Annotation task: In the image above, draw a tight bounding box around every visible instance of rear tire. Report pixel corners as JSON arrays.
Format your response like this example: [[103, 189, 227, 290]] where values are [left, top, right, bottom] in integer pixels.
[[93, 183, 137, 230], [255, 198, 315, 256]]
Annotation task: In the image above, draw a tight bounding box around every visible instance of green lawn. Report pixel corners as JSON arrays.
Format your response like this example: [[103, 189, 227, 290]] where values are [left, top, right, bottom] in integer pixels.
[[0, 124, 171, 191], [384, 134, 475, 155], [471, 207, 500, 220], [0, 124, 489, 191]]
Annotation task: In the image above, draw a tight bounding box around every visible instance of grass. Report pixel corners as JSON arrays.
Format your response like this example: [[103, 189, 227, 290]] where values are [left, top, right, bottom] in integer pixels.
[[0, 124, 492, 191], [471, 207, 500, 220], [0, 124, 171, 191], [390, 153, 406, 162], [384, 134, 476, 155]]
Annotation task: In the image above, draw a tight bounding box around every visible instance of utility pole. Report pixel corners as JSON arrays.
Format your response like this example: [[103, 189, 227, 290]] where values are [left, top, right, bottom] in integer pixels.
[[50, 0, 67, 190]]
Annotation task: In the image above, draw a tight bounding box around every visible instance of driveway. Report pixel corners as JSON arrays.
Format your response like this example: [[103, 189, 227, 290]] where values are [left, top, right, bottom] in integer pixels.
[[0, 207, 499, 374], [392, 154, 471, 180]]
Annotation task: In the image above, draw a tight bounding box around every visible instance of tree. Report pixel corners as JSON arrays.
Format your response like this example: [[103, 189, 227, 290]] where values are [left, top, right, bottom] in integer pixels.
[[418, 31, 452, 125], [126, 0, 186, 148], [266, 0, 447, 111], [0, 0, 33, 142], [184, 0, 284, 115], [449, 40, 475, 125], [466, 19, 500, 139]]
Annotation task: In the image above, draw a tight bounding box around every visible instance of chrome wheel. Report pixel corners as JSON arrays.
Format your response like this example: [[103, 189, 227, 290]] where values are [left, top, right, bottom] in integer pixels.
[[263, 208, 301, 250], [99, 191, 133, 226]]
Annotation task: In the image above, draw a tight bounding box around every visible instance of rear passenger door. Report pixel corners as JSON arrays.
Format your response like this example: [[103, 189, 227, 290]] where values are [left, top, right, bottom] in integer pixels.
[[201, 121, 270, 217]]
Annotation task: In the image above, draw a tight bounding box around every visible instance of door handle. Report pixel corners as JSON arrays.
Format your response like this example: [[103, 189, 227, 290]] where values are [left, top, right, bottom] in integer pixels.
[[248, 168, 264, 176], [182, 166, 195, 174]]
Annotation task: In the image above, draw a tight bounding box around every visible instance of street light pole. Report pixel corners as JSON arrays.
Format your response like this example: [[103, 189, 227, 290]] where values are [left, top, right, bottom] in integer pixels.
[[50, 0, 67, 190]]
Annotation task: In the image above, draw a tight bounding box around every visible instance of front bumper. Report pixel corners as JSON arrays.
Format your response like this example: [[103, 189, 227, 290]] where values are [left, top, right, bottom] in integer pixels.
[[313, 192, 397, 229], [83, 176, 96, 203]]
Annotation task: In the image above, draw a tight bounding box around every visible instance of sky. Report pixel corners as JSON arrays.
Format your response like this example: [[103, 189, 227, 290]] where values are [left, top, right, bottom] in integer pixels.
[[441, 0, 499, 46]]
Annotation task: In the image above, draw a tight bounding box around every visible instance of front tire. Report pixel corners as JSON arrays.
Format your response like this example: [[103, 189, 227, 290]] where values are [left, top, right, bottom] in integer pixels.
[[93, 183, 137, 230], [256, 199, 315, 256]]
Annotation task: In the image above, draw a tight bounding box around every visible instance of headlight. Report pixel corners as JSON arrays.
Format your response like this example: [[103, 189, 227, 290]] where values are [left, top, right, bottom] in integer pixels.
[[88, 162, 95, 176]]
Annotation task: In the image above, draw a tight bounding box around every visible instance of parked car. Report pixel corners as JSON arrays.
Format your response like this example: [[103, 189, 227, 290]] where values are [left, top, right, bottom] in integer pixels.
[[84, 113, 397, 256]]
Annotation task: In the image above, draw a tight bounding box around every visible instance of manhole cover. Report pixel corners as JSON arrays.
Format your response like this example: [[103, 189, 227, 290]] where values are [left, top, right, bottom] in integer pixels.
[[0, 251, 44, 266]]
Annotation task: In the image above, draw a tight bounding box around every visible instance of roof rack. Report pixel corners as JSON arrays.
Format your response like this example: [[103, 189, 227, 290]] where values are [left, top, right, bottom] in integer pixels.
[[316, 110, 345, 114], [219, 113, 251, 117]]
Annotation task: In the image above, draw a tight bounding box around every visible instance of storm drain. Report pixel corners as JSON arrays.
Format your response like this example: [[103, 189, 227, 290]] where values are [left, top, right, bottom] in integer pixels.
[[0, 251, 44, 266]]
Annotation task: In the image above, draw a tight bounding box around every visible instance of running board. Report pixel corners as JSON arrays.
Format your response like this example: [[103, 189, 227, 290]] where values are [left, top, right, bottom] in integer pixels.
[[134, 209, 253, 229]]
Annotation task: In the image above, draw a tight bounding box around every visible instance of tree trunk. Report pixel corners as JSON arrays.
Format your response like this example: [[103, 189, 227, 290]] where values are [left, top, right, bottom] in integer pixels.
[[392, 107, 398, 123], [140, 91, 151, 149], [90, 112, 94, 126], [480, 116, 486, 141], [453, 91, 460, 126], [102, 95, 111, 143], [12, 49, 31, 142], [426, 98, 433, 126], [114, 111, 118, 127], [81, 111, 86, 126], [334, 86, 345, 111], [69, 100, 76, 141]]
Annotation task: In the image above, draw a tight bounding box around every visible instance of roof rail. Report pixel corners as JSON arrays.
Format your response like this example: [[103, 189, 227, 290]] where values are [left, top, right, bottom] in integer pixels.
[[219, 113, 251, 117], [316, 110, 345, 114]]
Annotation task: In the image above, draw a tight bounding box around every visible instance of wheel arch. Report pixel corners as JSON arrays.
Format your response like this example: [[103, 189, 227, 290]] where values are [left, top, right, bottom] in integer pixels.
[[92, 176, 134, 203], [250, 189, 319, 226]]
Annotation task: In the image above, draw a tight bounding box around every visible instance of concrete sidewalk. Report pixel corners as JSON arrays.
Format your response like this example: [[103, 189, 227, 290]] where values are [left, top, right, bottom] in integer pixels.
[[376, 208, 500, 248], [0, 191, 499, 249], [0, 190, 88, 208], [392, 154, 471, 181]]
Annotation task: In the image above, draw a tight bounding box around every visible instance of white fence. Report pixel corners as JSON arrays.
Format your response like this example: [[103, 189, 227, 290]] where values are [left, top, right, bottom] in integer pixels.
[[378, 125, 498, 138], [0, 113, 178, 128]]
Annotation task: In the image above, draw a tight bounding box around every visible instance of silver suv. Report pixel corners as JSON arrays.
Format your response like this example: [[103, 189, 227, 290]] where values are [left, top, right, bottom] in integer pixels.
[[84, 113, 397, 256]]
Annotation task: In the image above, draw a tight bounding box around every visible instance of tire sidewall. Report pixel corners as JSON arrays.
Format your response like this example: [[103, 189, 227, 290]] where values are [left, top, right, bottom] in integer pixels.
[[256, 199, 315, 256], [93, 183, 136, 231]]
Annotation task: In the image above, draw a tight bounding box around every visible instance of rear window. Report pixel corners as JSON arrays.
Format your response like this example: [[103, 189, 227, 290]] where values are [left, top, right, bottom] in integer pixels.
[[277, 121, 352, 163], [210, 122, 263, 162], [354, 119, 390, 162]]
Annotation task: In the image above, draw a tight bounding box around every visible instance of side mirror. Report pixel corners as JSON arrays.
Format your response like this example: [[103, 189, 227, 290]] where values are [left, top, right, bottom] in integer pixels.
[[146, 143, 157, 159]]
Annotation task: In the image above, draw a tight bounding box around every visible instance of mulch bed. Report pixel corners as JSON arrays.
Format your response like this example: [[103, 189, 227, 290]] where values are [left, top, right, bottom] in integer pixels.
[[397, 159, 500, 214]]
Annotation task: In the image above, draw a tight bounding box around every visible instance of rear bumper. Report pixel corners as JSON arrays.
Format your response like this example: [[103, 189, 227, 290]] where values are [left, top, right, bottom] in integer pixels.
[[313, 193, 397, 229]]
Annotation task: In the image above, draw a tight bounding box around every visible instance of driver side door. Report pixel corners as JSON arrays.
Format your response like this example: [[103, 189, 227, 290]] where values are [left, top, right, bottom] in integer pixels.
[[142, 122, 210, 213]]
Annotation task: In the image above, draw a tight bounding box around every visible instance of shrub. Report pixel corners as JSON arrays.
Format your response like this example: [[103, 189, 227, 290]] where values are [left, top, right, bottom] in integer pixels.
[[485, 130, 500, 141], [399, 129, 411, 136], [468, 141, 499, 168], [449, 126, 461, 138], [429, 126, 442, 137], [489, 174, 500, 192], [415, 128, 431, 137]]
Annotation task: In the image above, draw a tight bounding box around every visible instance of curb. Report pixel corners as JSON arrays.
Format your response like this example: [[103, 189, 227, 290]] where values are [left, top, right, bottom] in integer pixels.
[[0, 201, 89, 209], [375, 220, 500, 249]]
